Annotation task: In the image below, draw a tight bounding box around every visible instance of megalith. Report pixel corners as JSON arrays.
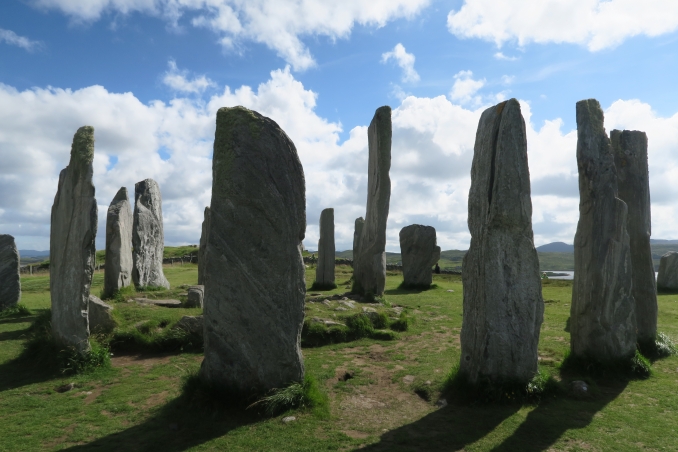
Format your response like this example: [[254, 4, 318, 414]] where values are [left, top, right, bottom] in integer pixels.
[[198, 206, 211, 286], [571, 99, 636, 360], [0, 234, 21, 310], [132, 179, 170, 289], [353, 106, 391, 296], [352, 217, 364, 270], [657, 252, 678, 290], [200, 106, 306, 394], [103, 187, 133, 298], [50, 126, 97, 353], [315, 208, 336, 288], [460, 99, 544, 384], [399, 225, 440, 288], [88, 295, 115, 334], [611, 129, 657, 344]]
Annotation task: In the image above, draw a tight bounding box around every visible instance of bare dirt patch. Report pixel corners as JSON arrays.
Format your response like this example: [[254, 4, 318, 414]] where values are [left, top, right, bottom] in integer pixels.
[[110, 353, 174, 369]]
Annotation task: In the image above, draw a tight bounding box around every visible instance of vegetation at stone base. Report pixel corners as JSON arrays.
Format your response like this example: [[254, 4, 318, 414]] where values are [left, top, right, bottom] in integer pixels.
[[309, 281, 338, 291], [397, 281, 438, 291], [247, 374, 330, 417], [0, 302, 31, 317], [560, 349, 653, 380], [638, 331, 678, 359]]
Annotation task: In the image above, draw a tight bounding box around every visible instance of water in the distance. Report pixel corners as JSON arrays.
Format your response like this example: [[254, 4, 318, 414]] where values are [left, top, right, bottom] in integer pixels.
[[544, 271, 660, 281]]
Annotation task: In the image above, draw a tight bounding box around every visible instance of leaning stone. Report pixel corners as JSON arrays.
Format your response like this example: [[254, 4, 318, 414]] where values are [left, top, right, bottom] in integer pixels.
[[460, 99, 544, 385], [198, 206, 210, 286], [657, 252, 678, 290], [173, 315, 204, 338], [571, 99, 636, 360], [88, 295, 115, 334], [103, 187, 133, 298], [0, 234, 21, 310], [132, 178, 170, 289], [399, 225, 441, 288], [611, 129, 658, 344], [200, 106, 306, 394], [50, 126, 97, 354], [315, 208, 336, 288], [186, 285, 204, 308]]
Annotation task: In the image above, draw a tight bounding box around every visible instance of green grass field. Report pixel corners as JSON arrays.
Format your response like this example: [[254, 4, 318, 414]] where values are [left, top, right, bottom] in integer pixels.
[[1, 264, 677, 451]]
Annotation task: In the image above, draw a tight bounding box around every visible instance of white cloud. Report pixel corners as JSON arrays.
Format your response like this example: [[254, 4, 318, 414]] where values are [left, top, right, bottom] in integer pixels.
[[381, 43, 420, 83], [0, 28, 42, 51], [448, 0, 678, 51], [449, 70, 485, 106], [163, 60, 215, 94], [494, 52, 517, 61]]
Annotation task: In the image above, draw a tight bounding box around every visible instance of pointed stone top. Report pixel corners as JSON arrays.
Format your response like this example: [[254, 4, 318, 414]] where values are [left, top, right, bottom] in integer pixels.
[[135, 178, 159, 194], [70, 126, 94, 166], [112, 187, 129, 204]]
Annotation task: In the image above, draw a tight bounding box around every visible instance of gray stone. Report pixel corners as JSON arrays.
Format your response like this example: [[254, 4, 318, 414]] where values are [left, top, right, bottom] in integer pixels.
[[0, 234, 20, 310], [352, 217, 364, 274], [88, 295, 115, 333], [657, 252, 678, 290], [198, 206, 210, 286], [399, 225, 441, 288], [186, 285, 204, 308], [133, 298, 181, 307], [571, 99, 636, 360], [611, 130, 658, 344], [200, 106, 306, 394], [315, 208, 335, 287], [571, 380, 589, 399], [132, 179, 170, 289], [103, 187, 133, 298], [50, 126, 97, 353], [353, 106, 391, 296], [460, 99, 544, 384], [173, 315, 203, 338]]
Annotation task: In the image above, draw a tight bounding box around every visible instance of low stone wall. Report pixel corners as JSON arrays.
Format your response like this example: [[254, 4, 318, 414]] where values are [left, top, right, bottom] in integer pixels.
[[303, 256, 354, 267], [163, 255, 197, 265]]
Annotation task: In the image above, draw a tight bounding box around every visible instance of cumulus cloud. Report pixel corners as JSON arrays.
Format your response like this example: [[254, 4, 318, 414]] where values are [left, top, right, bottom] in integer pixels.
[[448, 0, 678, 51], [449, 70, 485, 106], [381, 43, 420, 83], [494, 52, 517, 61], [163, 60, 215, 94], [0, 28, 42, 51]]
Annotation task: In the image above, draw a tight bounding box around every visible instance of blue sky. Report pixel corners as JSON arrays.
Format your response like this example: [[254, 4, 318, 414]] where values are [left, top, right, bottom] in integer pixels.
[[2, 0, 678, 252]]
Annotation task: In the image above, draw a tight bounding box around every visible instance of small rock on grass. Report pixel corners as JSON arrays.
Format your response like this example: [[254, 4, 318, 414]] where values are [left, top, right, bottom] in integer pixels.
[[436, 398, 447, 408], [446, 290, 454, 293], [55, 383, 75, 393], [282, 416, 296, 423], [571, 380, 589, 399], [402, 375, 415, 384]]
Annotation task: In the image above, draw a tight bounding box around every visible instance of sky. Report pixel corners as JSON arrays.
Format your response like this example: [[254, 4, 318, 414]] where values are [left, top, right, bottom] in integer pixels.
[[2, 0, 678, 253]]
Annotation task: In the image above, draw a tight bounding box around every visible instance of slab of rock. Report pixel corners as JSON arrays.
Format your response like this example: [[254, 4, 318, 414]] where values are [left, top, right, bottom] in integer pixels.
[[352, 217, 364, 277], [198, 206, 210, 286], [103, 187, 133, 298], [315, 208, 336, 287], [186, 285, 204, 308], [353, 106, 391, 296], [611, 129, 657, 344], [571, 99, 636, 360], [460, 99, 544, 384], [200, 106, 306, 394], [132, 179, 170, 289], [657, 252, 678, 290], [50, 126, 97, 353], [173, 315, 203, 338], [134, 298, 181, 307], [0, 234, 21, 310], [88, 295, 115, 333], [399, 225, 441, 288]]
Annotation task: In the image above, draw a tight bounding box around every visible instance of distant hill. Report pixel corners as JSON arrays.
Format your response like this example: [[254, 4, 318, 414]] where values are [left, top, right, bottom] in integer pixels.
[[536, 242, 574, 253], [19, 250, 50, 258], [650, 239, 678, 245]]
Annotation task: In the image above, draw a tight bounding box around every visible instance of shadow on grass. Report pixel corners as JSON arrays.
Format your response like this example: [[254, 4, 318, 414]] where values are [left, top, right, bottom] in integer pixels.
[[384, 285, 437, 296]]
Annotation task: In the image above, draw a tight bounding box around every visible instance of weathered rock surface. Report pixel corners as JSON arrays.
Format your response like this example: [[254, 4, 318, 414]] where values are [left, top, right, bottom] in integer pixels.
[[611, 129, 657, 344], [315, 208, 336, 287], [460, 99, 544, 384], [186, 285, 204, 308], [571, 99, 636, 360], [352, 217, 364, 273], [399, 225, 441, 288], [50, 126, 97, 353], [198, 206, 211, 286], [173, 315, 204, 338], [88, 295, 115, 333], [133, 298, 181, 307], [103, 187, 133, 298], [200, 106, 306, 394], [132, 179, 170, 289], [657, 252, 678, 290], [353, 106, 391, 296], [0, 234, 21, 310]]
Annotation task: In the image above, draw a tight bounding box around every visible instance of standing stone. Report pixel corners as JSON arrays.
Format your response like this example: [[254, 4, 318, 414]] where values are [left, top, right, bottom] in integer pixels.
[[186, 285, 204, 308], [353, 106, 391, 296], [132, 179, 170, 289], [352, 217, 364, 270], [460, 99, 544, 384], [611, 130, 657, 344], [0, 234, 21, 310], [200, 106, 306, 394], [88, 295, 116, 333], [103, 187, 133, 298], [198, 206, 211, 286], [315, 208, 336, 288], [50, 126, 97, 353], [657, 252, 678, 290], [399, 225, 441, 288], [571, 99, 636, 360]]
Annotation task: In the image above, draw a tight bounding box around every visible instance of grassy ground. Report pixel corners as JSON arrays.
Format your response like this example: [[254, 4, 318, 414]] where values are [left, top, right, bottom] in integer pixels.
[[1, 264, 677, 451]]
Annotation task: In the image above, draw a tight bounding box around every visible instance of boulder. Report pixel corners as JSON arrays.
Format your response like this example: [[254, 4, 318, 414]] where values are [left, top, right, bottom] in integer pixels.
[[88, 295, 115, 333], [103, 187, 133, 298], [0, 234, 21, 310], [611, 130, 657, 344], [657, 251, 678, 290], [198, 206, 211, 285], [132, 179, 170, 289], [173, 315, 204, 338], [200, 106, 306, 394], [399, 225, 441, 288], [133, 298, 181, 307], [460, 99, 544, 384], [50, 126, 97, 353], [353, 106, 391, 296], [571, 99, 636, 360], [186, 285, 204, 308], [315, 208, 336, 287]]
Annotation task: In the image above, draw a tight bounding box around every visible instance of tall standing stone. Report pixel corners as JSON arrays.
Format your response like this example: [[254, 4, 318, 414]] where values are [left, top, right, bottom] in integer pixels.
[[0, 234, 21, 310], [315, 208, 336, 288], [103, 187, 133, 298], [353, 106, 391, 296], [352, 217, 364, 270], [399, 225, 440, 288], [571, 99, 636, 360], [200, 106, 306, 394], [611, 129, 657, 344], [460, 99, 544, 384], [50, 126, 97, 353], [198, 206, 211, 286], [657, 252, 678, 290], [132, 179, 170, 289]]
